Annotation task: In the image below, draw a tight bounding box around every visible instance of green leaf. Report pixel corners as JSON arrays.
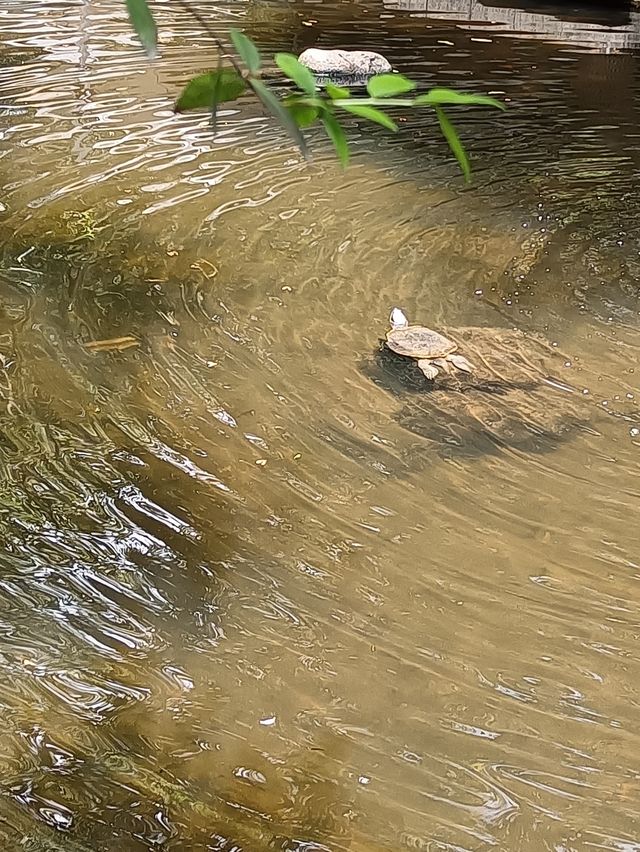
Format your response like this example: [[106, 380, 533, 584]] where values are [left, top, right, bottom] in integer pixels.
[[285, 100, 320, 128], [125, 0, 158, 58], [321, 112, 349, 167], [414, 88, 505, 110], [229, 28, 261, 74], [275, 53, 316, 95], [435, 106, 471, 183], [249, 78, 308, 157], [367, 74, 416, 98], [325, 83, 350, 100], [337, 103, 398, 131], [174, 69, 247, 113]]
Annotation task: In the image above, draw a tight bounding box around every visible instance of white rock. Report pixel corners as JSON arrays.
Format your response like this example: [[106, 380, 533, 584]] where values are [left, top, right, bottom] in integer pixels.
[[298, 48, 392, 77]]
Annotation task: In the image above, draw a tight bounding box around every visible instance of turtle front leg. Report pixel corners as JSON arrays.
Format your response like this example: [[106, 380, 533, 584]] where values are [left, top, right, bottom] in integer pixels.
[[432, 357, 451, 374], [417, 359, 439, 380]]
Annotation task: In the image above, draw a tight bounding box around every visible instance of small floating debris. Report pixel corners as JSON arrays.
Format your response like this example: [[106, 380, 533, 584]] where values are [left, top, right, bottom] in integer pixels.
[[83, 335, 139, 352], [233, 766, 267, 785], [214, 408, 237, 428], [245, 432, 268, 449]]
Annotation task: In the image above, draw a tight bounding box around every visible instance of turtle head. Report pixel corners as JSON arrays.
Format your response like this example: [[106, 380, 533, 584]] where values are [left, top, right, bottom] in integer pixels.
[[389, 307, 409, 329]]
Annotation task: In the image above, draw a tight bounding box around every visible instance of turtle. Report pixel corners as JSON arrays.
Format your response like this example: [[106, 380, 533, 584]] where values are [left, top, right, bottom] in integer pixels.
[[385, 307, 475, 380]]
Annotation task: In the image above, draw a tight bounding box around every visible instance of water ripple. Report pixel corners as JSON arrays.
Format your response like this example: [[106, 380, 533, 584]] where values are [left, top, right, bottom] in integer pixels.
[[2, 0, 640, 849]]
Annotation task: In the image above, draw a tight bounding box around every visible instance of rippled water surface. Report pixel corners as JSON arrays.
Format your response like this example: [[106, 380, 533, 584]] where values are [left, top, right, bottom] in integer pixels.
[[1, 0, 640, 849]]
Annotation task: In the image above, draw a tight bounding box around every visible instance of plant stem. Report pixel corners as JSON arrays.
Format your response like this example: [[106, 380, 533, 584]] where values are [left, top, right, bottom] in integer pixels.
[[173, 0, 246, 78]]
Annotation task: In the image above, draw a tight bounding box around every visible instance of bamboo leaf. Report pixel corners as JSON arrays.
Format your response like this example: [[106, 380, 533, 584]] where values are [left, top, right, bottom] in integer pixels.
[[325, 83, 350, 100], [229, 28, 261, 73], [337, 102, 398, 131], [275, 53, 316, 95], [125, 0, 158, 58], [435, 106, 471, 182], [367, 74, 415, 98], [249, 78, 308, 157], [321, 112, 349, 167], [414, 88, 505, 110], [285, 100, 320, 128], [174, 69, 247, 113]]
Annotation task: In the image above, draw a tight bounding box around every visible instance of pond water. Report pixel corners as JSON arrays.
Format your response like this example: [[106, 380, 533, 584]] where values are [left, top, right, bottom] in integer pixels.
[[1, 0, 640, 849]]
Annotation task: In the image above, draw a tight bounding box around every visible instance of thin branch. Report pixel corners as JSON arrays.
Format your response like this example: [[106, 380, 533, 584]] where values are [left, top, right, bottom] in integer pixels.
[[173, 0, 246, 78]]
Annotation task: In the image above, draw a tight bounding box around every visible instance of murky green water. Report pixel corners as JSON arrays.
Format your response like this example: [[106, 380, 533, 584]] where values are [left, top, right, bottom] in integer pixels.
[[1, 0, 640, 849]]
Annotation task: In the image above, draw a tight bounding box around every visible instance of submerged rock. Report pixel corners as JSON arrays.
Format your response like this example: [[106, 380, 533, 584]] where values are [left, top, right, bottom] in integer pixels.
[[362, 325, 588, 459], [298, 48, 392, 79]]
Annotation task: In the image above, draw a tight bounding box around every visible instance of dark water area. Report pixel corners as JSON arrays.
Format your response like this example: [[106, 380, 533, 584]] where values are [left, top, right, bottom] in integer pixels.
[[0, 1, 640, 850]]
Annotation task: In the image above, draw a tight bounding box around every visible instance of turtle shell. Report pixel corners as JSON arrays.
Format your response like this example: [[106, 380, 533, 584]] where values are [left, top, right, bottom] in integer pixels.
[[386, 325, 457, 359]]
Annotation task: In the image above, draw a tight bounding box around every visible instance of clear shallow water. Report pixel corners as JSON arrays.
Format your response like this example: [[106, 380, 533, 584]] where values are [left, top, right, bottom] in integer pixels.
[[1, 1, 640, 849]]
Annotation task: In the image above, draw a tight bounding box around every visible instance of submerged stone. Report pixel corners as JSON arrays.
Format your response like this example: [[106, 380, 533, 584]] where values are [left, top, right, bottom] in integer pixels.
[[361, 325, 590, 460]]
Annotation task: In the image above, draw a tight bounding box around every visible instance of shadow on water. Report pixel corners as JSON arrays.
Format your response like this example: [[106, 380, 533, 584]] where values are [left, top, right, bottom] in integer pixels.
[[482, 0, 633, 27], [0, 240, 372, 850]]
